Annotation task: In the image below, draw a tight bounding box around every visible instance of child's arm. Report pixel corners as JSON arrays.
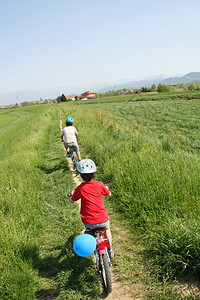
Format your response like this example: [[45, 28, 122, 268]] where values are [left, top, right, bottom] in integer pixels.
[[68, 191, 74, 203], [104, 185, 111, 197], [69, 187, 81, 203], [69, 197, 74, 203], [108, 191, 111, 196], [74, 127, 79, 139], [69, 184, 82, 203]]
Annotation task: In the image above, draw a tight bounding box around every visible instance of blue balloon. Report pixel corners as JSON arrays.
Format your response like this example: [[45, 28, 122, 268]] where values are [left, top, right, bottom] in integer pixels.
[[73, 234, 96, 257]]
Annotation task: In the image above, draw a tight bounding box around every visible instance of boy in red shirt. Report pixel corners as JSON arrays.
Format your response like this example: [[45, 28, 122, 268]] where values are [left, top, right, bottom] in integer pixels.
[[69, 159, 114, 258]]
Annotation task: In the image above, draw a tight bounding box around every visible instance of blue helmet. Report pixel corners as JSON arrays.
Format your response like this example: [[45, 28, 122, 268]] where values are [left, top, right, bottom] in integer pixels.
[[65, 117, 74, 124], [77, 159, 97, 174]]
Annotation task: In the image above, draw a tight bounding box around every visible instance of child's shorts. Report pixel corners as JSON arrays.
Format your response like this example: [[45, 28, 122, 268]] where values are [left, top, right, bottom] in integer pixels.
[[64, 142, 79, 152], [84, 220, 110, 230]]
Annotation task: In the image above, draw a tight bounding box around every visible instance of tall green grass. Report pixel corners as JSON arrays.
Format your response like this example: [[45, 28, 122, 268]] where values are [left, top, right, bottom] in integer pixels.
[[0, 105, 101, 299], [61, 98, 200, 280]]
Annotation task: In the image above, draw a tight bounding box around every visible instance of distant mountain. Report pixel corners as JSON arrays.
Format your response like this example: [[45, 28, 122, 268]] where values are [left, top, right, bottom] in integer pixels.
[[97, 77, 165, 93], [97, 72, 200, 93], [1, 72, 200, 106], [160, 72, 200, 85], [0, 85, 84, 106]]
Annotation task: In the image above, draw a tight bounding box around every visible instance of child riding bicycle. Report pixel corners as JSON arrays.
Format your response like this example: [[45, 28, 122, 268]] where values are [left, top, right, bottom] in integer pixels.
[[61, 117, 81, 161], [69, 159, 115, 259]]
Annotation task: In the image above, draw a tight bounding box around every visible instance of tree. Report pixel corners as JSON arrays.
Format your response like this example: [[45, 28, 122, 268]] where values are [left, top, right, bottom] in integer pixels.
[[141, 87, 148, 92], [151, 84, 157, 92], [61, 94, 66, 102], [157, 84, 170, 93], [188, 81, 200, 90]]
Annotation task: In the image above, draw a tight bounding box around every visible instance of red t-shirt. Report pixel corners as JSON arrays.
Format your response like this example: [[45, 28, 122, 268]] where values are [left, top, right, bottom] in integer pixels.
[[71, 180, 110, 224]]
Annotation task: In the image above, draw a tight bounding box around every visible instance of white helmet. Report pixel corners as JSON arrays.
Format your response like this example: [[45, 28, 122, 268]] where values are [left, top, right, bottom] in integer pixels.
[[77, 159, 97, 174]]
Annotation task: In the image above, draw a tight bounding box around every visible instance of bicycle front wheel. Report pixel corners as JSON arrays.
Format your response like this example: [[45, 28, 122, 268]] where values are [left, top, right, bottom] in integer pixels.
[[100, 253, 112, 294]]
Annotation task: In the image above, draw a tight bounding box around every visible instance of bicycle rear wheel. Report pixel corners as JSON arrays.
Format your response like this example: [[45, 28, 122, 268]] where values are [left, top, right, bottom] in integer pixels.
[[99, 253, 112, 294], [74, 153, 79, 170]]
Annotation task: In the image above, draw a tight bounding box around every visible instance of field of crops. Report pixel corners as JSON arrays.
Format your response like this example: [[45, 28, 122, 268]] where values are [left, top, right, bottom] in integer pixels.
[[0, 93, 200, 299]]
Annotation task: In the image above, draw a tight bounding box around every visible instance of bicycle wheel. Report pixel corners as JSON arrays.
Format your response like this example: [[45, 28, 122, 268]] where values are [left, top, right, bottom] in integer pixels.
[[99, 253, 112, 294], [74, 153, 79, 170], [72, 153, 78, 172], [71, 153, 77, 170], [94, 250, 100, 274], [71, 155, 75, 170]]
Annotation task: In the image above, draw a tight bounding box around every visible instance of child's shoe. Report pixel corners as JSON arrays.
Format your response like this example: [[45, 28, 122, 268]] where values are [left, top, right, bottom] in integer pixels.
[[108, 248, 115, 259]]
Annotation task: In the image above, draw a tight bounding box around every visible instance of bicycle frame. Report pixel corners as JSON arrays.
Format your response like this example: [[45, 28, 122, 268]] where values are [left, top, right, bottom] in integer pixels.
[[96, 233, 110, 255]]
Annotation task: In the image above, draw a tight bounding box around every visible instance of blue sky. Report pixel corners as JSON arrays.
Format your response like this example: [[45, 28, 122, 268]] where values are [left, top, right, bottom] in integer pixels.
[[0, 0, 200, 99]]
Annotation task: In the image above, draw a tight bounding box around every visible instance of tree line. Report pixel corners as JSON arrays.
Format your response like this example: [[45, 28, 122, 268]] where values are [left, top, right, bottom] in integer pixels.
[[96, 81, 200, 97]]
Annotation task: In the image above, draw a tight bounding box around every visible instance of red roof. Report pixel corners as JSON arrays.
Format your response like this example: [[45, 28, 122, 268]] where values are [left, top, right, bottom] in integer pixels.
[[81, 91, 96, 98]]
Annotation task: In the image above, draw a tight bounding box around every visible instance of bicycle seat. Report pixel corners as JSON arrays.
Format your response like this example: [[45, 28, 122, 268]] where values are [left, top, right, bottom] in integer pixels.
[[85, 227, 107, 236]]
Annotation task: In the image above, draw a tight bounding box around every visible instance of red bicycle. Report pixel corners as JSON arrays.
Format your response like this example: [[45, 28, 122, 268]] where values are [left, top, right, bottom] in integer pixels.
[[86, 227, 112, 294]]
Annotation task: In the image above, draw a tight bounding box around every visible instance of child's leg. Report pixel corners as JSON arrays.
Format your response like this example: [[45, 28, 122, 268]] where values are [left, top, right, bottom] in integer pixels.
[[64, 144, 68, 153], [76, 151, 81, 161], [65, 147, 69, 155], [106, 228, 115, 258], [106, 228, 112, 247]]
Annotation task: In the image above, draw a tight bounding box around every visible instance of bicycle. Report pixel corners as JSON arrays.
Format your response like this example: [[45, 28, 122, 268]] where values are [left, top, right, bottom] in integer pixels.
[[61, 141, 79, 172], [67, 148, 79, 170], [63, 145, 79, 173], [85, 227, 112, 294]]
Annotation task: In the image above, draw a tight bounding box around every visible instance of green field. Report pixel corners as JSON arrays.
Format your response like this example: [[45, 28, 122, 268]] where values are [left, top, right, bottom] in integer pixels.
[[0, 94, 200, 299]]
